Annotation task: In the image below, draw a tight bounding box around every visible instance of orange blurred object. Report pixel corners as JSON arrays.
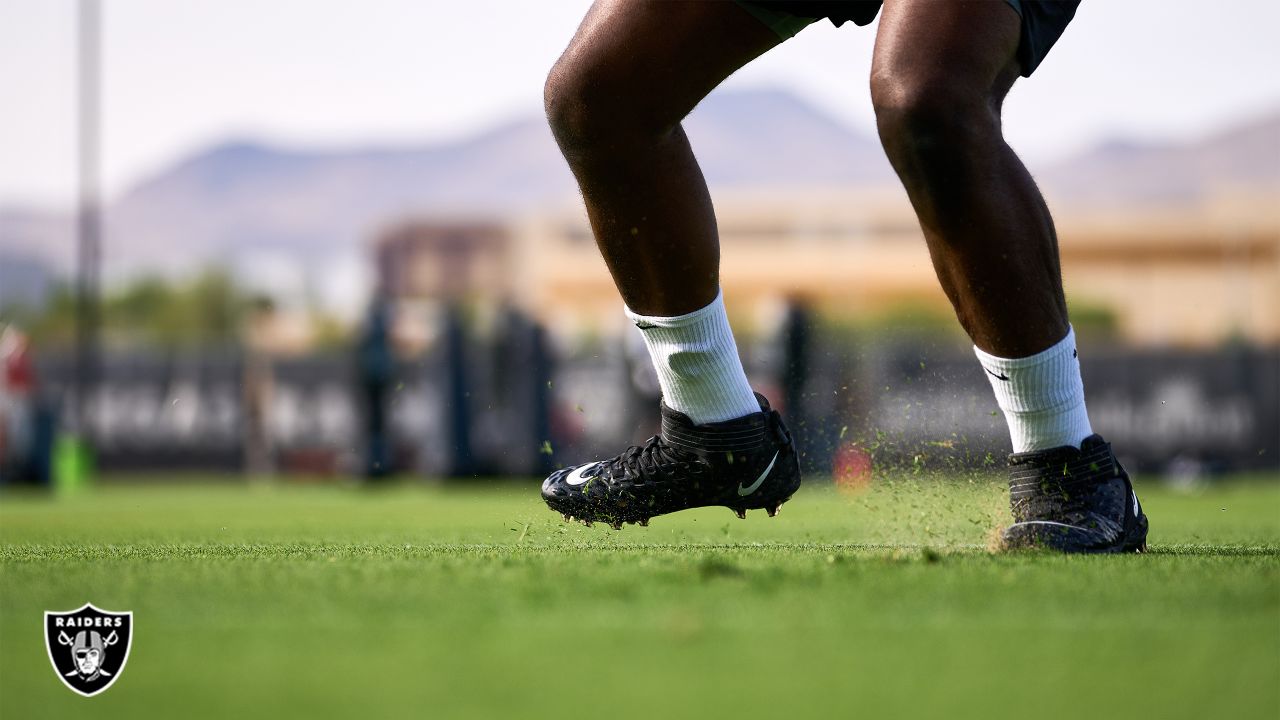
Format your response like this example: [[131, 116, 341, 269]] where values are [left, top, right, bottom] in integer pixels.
[[833, 443, 873, 494]]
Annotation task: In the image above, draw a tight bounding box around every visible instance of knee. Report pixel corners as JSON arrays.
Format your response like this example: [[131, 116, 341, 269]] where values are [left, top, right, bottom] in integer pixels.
[[870, 71, 999, 165], [543, 58, 679, 158], [542, 62, 586, 149]]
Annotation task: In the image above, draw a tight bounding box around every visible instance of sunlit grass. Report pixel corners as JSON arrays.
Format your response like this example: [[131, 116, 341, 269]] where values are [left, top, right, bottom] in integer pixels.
[[2, 476, 1277, 720]]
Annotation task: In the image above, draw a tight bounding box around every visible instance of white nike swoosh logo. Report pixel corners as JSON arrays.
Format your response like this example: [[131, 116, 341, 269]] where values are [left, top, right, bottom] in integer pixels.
[[565, 463, 599, 486], [737, 452, 779, 496], [1008, 520, 1089, 531]]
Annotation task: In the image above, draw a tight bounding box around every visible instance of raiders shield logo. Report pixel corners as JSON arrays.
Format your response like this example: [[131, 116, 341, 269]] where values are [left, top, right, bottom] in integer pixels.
[[44, 603, 133, 697]]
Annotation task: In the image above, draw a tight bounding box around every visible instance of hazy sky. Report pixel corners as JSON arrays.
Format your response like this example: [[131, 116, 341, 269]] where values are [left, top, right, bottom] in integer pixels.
[[3, 0, 1279, 209]]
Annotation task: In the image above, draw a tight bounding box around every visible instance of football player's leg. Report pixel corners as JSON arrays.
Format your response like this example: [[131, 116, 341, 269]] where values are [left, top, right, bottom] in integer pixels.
[[871, 0, 1083, 451], [545, 0, 786, 318], [871, 0, 1064, 358], [540, 1, 805, 526], [545, 0, 790, 426], [870, 0, 1144, 551]]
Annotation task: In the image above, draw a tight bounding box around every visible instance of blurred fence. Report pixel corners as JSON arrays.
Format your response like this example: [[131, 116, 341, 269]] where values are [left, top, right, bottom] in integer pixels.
[[21, 336, 1280, 479], [842, 343, 1279, 475]]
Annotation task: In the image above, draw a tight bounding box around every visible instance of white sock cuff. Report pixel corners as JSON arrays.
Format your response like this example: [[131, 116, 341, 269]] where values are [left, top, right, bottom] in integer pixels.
[[623, 289, 760, 425], [974, 326, 1083, 415], [624, 290, 725, 329], [974, 326, 1077, 371]]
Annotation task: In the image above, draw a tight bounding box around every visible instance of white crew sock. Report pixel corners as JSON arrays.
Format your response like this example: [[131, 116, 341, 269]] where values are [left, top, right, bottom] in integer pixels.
[[624, 290, 761, 425], [975, 326, 1094, 453]]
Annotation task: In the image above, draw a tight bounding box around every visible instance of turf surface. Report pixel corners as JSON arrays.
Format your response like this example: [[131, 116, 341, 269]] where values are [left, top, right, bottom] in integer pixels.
[[2, 474, 1278, 719]]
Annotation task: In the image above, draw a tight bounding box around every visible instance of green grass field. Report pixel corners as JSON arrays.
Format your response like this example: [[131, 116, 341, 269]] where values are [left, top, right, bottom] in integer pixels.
[[2, 474, 1278, 720]]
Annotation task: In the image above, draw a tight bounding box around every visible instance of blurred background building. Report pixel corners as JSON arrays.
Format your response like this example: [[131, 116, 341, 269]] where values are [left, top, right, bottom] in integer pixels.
[[1, 0, 1277, 484]]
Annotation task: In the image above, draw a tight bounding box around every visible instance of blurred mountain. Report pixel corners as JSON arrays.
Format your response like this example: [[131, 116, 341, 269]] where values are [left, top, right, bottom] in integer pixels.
[[0, 210, 74, 288], [99, 88, 893, 282], [2, 90, 1276, 308], [1039, 109, 1280, 207], [684, 88, 892, 186], [0, 249, 57, 311]]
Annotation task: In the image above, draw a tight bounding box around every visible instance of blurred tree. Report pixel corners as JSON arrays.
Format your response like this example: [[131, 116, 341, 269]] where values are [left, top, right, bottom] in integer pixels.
[[185, 270, 243, 345], [1065, 298, 1120, 344], [310, 313, 353, 352], [3, 288, 79, 348], [16, 269, 261, 350]]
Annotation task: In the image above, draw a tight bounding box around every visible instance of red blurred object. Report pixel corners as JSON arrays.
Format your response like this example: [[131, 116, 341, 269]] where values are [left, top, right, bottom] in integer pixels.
[[833, 443, 873, 494], [2, 328, 36, 396]]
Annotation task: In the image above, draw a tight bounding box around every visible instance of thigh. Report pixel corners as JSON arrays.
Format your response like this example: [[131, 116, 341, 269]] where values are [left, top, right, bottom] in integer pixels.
[[871, 0, 1023, 107], [550, 0, 787, 124]]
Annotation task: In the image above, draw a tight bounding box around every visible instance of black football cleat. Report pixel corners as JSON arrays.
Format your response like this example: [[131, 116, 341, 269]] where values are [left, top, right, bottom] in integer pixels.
[[541, 393, 801, 528], [1002, 434, 1149, 553]]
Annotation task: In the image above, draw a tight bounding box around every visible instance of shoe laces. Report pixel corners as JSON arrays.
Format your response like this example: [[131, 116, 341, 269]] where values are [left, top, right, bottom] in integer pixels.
[[607, 435, 688, 486]]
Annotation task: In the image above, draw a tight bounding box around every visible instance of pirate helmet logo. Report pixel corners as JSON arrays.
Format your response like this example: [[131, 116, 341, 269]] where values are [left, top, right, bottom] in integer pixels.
[[44, 603, 133, 697]]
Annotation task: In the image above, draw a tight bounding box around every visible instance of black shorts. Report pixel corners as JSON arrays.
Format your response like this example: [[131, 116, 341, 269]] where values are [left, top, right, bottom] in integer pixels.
[[737, 0, 1081, 76]]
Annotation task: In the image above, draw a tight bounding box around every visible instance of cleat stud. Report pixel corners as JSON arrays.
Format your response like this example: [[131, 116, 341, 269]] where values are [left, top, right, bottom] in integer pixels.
[[638, 518, 649, 527], [562, 513, 571, 522], [735, 508, 747, 520], [766, 504, 779, 518], [567, 515, 575, 523], [610, 520, 623, 530], [583, 519, 593, 527]]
